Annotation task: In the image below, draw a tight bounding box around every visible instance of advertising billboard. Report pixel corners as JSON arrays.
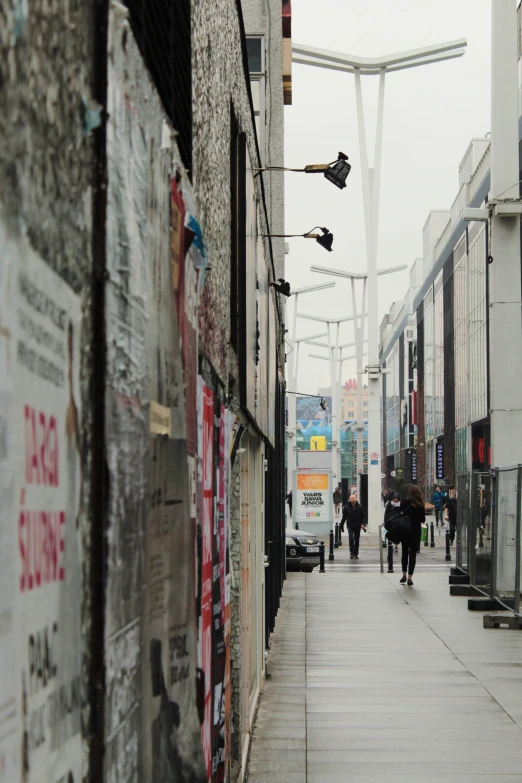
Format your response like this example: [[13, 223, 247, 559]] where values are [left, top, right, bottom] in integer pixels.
[[293, 471, 332, 538]]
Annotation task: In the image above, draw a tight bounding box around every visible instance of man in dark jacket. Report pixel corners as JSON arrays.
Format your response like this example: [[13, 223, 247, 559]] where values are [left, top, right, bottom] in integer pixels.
[[431, 485, 446, 526], [341, 494, 366, 559]]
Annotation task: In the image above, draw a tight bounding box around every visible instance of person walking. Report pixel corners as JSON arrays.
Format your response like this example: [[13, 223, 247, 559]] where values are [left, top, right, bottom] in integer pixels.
[[444, 488, 457, 544], [431, 485, 446, 526], [333, 486, 342, 517], [384, 491, 401, 553], [400, 485, 426, 586], [341, 494, 366, 560]]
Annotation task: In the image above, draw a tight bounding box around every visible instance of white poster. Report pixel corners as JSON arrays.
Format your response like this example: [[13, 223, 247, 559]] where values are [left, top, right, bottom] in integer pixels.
[[0, 228, 18, 782], [295, 472, 332, 528], [5, 222, 83, 783]]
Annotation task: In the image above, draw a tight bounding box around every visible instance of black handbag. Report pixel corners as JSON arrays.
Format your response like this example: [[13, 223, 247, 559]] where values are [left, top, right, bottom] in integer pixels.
[[384, 510, 412, 545]]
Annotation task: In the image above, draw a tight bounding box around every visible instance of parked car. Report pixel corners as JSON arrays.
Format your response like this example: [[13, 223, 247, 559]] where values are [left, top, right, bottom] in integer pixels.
[[286, 528, 321, 572]]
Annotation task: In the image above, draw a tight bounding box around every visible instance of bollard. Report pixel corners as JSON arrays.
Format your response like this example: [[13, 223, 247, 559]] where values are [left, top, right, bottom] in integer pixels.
[[295, 522, 299, 530], [424, 521, 429, 546], [387, 539, 394, 573], [430, 521, 435, 548], [479, 528, 484, 548], [329, 530, 335, 561], [334, 522, 340, 548], [319, 542, 325, 572], [338, 525, 343, 546], [379, 526, 384, 573], [445, 528, 451, 561]]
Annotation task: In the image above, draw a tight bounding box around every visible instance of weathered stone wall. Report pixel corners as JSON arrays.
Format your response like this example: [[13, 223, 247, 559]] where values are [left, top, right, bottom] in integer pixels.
[[192, 0, 281, 384], [240, 0, 285, 281], [0, 0, 95, 290]]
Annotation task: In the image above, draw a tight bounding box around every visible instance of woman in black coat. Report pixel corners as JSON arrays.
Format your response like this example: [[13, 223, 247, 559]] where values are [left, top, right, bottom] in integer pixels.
[[400, 485, 425, 586]]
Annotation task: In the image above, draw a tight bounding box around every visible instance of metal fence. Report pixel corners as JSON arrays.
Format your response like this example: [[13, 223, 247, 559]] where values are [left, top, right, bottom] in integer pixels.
[[469, 472, 493, 593], [455, 466, 521, 615], [493, 466, 521, 613], [456, 473, 471, 572]]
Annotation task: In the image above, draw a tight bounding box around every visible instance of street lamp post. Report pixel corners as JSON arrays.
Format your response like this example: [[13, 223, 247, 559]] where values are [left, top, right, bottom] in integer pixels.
[[310, 264, 407, 495], [286, 283, 336, 496], [298, 312, 364, 487], [293, 38, 466, 527], [308, 349, 368, 490]]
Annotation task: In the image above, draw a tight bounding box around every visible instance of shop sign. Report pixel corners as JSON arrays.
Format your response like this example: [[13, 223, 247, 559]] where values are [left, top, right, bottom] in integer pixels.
[[436, 443, 444, 480], [411, 450, 417, 483]]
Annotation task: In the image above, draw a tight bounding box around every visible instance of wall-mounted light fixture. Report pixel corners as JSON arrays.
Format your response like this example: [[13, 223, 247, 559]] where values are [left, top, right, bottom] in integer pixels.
[[255, 152, 351, 189], [270, 279, 291, 297], [264, 226, 334, 252]]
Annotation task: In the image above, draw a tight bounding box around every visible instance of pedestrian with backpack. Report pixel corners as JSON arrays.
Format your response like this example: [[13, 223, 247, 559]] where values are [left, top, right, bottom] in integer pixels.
[[399, 485, 425, 586]]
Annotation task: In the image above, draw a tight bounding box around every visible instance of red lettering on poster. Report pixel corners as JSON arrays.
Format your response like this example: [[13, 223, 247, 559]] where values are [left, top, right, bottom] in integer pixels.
[[24, 405, 59, 487], [201, 384, 214, 781], [19, 510, 65, 591]]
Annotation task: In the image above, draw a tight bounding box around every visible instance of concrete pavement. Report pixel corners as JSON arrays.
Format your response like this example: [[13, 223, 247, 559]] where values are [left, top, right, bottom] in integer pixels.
[[246, 555, 522, 782]]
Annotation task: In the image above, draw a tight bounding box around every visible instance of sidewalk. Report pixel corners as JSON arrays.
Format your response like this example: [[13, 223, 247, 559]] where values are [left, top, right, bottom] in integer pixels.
[[247, 567, 522, 782]]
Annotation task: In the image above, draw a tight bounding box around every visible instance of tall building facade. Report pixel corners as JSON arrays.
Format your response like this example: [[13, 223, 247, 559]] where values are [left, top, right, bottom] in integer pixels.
[[380, 137, 492, 497]]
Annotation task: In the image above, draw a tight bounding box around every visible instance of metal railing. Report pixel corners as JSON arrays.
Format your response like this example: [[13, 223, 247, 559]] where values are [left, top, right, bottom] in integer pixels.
[[455, 466, 521, 616], [456, 473, 471, 572], [492, 466, 521, 614]]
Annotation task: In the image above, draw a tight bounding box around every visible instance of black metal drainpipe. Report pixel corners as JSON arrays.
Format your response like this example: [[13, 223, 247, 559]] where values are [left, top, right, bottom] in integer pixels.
[[89, 0, 109, 780]]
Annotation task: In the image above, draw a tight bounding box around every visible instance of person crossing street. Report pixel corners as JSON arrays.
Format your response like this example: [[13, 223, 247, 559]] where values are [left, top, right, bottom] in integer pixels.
[[431, 485, 446, 526], [340, 494, 366, 560]]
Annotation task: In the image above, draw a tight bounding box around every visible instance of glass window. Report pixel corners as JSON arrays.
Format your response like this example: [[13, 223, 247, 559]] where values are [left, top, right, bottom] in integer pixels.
[[468, 223, 487, 423], [249, 77, 264, 161], [386, 341, 400, 459], [246, 37, 263, 73], [454, 235, 468, 430]]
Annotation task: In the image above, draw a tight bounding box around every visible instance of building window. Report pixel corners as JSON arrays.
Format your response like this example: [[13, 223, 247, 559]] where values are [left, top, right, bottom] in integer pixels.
[[246, 38, 263, 73], [246, 36, 265, 162]]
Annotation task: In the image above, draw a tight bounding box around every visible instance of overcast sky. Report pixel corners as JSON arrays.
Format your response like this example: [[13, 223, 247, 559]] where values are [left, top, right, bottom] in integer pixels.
[[284, 0, 491, 395]]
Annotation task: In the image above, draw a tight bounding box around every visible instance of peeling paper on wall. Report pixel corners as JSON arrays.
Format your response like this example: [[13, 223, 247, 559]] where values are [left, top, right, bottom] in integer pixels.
[[81, 96, 102, 136], [160, 120, 176, 151], [184, 213, 207, 294]]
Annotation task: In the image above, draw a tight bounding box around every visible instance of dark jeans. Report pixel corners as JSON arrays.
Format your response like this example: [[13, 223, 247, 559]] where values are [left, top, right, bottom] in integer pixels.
[[435, 506, 443, 524], [348, 527, 361, 557], [401, 542, 418, 575], [450, 521, 456, 544]]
